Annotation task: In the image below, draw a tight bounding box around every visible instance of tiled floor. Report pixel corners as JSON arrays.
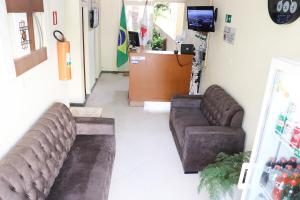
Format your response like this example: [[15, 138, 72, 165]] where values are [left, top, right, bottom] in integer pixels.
[[86, 73, 209, 200]]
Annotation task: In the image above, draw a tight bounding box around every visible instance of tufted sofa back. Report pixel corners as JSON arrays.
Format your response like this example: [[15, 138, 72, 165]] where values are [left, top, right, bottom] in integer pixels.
[[200, 85, 244, 127], [0, 103, 76, 200]]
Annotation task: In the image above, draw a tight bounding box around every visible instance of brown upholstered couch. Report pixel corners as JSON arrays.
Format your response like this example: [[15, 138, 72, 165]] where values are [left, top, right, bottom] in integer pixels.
[[169, 85, 245, 173], [0, 103, 115, 200]]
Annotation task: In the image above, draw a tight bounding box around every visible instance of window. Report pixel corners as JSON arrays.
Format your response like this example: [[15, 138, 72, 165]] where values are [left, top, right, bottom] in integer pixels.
[[125, 4, 153, 32], [125, 2, 185, 40], [154, 3, 185, 40]]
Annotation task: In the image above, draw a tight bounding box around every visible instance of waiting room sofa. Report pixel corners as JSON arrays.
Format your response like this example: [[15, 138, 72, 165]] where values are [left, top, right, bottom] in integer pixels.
[[169, 85, 245, 173], [0, 103, 115, 200]]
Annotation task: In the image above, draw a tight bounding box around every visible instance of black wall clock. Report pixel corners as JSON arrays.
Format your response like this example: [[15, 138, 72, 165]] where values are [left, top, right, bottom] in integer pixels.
[[268, 0, 300, 24]]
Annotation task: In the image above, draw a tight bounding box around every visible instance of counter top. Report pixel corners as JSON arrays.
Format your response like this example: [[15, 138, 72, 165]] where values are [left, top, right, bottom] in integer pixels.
[[129, 48, 186, 55]]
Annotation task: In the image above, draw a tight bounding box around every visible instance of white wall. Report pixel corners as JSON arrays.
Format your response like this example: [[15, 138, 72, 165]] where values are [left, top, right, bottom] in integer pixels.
[[0, 0, 69, 159], [64, 0, 86, 104], [95, 4, 102, 76], [84, 0, 100, 93], [100, 0, 122, 71], [100, 0, 129, 71], [200, 0, 300, 150], [82, 6, 94, 94], [64, 0, 100, 100]]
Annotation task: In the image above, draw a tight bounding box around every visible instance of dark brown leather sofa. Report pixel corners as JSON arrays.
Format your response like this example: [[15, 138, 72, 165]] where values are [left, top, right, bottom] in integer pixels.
[[169, 85, 245, 173], [0, 103, 115, 200]]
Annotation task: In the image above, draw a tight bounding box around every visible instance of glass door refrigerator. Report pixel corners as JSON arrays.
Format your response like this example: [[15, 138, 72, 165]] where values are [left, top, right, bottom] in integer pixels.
[[239, 57, 300, 200]]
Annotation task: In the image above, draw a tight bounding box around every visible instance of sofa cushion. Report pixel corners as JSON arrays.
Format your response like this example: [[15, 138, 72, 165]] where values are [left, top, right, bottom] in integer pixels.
[[0, 103, 76, 200], [171, 108, 209, 147], [46, 135, 116, 200], [200, 85, 244, 127]]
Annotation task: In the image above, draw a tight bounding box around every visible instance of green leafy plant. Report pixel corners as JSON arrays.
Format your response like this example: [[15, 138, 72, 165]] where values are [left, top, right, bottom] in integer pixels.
[[153, 3, 169, 23], [151, 28, 164, 50], [151, 3, 168, 50], [198, 151, 251, 200]]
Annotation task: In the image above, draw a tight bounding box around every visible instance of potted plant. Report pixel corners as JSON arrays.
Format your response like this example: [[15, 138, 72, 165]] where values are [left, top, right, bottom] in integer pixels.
[[198, 151, 251, 200], [151, 3, 168, 51], [151, 28, 164, 50]]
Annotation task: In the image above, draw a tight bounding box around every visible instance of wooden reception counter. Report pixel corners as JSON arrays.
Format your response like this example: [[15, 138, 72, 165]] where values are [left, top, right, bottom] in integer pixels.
[[129, 49, 193, 106]]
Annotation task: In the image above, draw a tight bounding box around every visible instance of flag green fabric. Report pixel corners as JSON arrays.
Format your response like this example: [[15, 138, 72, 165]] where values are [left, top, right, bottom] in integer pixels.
[[117, 1, 128, 68]]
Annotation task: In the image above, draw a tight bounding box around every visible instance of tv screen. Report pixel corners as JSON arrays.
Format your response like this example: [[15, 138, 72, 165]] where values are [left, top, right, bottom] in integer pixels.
[[187, 6, 215, 32]]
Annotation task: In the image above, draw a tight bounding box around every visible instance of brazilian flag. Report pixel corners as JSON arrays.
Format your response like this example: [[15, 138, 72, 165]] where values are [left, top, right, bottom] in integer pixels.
[[117, 1, 128, 68]]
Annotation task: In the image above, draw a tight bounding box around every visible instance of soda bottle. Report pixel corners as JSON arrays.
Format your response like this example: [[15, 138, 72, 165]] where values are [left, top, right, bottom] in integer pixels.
[[281, 179, 298, 200], [287, 157, 297, 169], [283, 165, 294, 176], [290, 126, 300, 148], [277, 157, 288, 169], [272, 173, 289, 200], [267, 165, 282, 192], [295, 164, 300, 174], [285, 173, 300, 199], [290, 172, 300, 185], [294, 126, 300, 134], [260, 157, 276, 186]]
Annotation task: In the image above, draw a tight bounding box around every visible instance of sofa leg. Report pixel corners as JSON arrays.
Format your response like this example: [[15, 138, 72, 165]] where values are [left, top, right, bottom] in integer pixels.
[[184, 171, 199, 174]]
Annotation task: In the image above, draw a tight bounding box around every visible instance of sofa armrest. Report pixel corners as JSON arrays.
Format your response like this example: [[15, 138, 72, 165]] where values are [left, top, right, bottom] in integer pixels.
[[75, 117, 115, 136], [171, 95, 203, 109], [182, 126, 245, 172]]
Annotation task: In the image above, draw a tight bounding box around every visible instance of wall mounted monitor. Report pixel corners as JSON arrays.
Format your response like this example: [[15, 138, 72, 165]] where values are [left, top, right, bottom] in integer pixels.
[[187, 6, 215, 32]]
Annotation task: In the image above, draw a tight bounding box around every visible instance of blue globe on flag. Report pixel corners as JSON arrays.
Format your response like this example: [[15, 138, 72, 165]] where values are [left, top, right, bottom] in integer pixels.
[[118, 27, 127, 55], [118, 29, 126, 47]]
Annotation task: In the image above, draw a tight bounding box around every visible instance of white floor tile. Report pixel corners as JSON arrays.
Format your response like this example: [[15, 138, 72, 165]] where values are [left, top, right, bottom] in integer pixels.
[[86, 73, 208, 200]]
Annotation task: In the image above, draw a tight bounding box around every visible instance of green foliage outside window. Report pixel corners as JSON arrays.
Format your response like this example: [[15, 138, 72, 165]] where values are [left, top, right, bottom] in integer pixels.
[[153, 3, 169, 23]]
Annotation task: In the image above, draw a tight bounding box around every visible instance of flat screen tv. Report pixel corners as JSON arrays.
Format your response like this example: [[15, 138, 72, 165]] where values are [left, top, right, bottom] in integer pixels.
[[187, 6, 215, 32]]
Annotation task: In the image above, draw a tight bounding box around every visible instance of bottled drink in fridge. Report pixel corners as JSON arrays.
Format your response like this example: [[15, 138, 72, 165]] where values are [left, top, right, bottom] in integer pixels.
[[272, 173, 289, 200], [290, 126, 300, 148], [277, 157, 288, 169], [295, 164, 300, 174], [281, 179, 298, 200], [291, 172, 300, 186], [266, 165, 282, 193], [283, 165, 294, 176], [260, 157, 276, 186], [287, 157, 297, 169]]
